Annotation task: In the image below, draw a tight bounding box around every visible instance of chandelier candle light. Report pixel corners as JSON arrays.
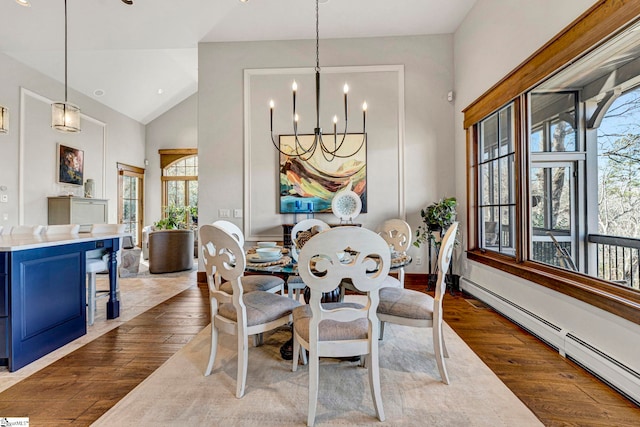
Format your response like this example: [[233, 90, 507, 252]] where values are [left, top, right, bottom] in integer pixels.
[[269, 0, 367, 162], [51, 0, 81, 133]]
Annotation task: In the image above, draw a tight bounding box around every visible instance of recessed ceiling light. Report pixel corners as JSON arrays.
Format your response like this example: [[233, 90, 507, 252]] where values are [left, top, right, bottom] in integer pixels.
[[239, 0, 249, 3], [93, 89, 105, 97], [15, 0, 31, 7], [157, 89, 164, 95], [319, 0, 329, 3]]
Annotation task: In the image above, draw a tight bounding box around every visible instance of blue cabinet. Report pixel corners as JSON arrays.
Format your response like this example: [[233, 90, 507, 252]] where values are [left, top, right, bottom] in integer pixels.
[[0, 236, 120, 371]]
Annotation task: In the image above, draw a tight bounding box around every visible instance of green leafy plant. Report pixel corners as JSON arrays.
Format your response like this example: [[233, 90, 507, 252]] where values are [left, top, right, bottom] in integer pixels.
[[414, 197, 458, 248], [154, 204, 190, 230]]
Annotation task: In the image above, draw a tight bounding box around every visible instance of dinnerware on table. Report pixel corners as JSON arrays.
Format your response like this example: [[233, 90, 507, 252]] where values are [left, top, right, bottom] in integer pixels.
[[257, 241, 278, 248], [254, 247, 282, 261]]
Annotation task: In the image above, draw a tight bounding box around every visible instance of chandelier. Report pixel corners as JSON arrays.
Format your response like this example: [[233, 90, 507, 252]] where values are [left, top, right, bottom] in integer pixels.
[[51, 0, 81, 133], [269, 0, 367, 162]]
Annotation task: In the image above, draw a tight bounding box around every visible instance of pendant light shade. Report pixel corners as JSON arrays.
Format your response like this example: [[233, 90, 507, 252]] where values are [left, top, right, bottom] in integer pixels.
[[52, 102, 80, 133], [52, 0, 81, 133], [0, 106, 8, 134]]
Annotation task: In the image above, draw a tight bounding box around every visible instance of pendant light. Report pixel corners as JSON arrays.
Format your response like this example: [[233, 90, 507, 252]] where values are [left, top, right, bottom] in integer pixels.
[[0, 106, 8, 134], [52, 0, 81, 133], [268, 0, 367, 162]]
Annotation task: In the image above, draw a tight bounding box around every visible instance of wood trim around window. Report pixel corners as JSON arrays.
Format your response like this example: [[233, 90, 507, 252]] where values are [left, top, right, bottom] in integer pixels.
[[463, 0, 640, 326], [463, 0, 640, 129], [159, 148, 197, 169]]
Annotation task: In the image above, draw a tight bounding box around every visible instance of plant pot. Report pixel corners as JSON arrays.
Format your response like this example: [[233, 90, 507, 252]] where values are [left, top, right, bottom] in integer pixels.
[[446, 273, 460, 292]]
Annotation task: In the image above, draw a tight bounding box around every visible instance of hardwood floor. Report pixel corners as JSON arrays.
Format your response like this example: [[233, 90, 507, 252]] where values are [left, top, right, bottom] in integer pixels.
[[440, 291, 640, 427], [0, 279, 638, 426]]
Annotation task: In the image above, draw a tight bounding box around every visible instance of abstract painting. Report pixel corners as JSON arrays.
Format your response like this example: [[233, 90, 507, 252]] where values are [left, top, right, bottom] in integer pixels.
[[279, 133, 367, 213]]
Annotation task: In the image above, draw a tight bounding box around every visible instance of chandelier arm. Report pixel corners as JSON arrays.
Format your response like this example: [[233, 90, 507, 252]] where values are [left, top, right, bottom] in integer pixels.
[[327, 133, 367, 159]]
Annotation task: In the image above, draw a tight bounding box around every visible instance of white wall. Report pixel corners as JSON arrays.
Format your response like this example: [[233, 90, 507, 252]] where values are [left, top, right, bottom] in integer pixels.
[[453, 0, 640, 382], [144, 93, 198, 226], [0, 52, 145, 228], [198, 35, 455, 273]]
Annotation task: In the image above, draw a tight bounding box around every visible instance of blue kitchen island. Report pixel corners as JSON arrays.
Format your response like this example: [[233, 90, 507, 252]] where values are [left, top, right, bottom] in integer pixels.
[[0, 232, 123, 371]]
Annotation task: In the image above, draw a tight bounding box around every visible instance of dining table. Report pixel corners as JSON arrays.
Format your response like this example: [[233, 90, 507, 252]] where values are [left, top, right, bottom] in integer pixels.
[[244, 244, 412, 360]]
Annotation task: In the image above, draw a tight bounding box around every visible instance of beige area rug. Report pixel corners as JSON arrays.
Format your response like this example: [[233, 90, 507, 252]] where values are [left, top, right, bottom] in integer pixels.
[[0, 270, 196, 392], [94, 297, 543, 427]]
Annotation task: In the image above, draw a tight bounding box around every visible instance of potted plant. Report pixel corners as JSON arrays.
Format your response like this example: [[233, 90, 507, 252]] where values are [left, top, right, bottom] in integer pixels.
[[154, 204, 189, 230], [414, 197, 460, 291]]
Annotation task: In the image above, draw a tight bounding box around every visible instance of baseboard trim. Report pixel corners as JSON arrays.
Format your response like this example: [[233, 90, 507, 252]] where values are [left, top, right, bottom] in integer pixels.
[[461, 276, 640, 405]]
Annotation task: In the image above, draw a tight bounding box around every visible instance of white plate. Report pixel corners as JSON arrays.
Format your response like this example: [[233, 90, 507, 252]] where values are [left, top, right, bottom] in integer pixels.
[[247, 253, 283, 263], [331, 190, 362, 221]]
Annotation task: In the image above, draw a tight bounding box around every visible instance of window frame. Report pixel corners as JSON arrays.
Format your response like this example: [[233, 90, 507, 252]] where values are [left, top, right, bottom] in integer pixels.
[[463, 0, 640, 326]]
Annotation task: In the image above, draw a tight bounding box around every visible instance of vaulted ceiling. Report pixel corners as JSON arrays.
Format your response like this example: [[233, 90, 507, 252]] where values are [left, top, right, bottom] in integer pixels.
[[0, 0, 476, 124]]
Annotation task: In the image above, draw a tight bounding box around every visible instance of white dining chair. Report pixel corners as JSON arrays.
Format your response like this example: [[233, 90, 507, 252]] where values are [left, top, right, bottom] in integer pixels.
[[199, 224, 300, 398], [375, 218, 412, 288], [212, 220, 284, 295], [44, 224, 80, 235], [86, 223, 126, 325], [287, 219, 330, 301], [10, 225, 44, 235], [377, 222, 458, 384], [293, 226, 390, 426]]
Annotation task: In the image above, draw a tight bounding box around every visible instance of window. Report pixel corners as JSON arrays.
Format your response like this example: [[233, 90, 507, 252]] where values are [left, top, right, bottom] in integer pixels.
[[464, 2, 640, 325], [159, 149, 198, 227], [477, 104, 516, 255], [118, 163, 144, 246]]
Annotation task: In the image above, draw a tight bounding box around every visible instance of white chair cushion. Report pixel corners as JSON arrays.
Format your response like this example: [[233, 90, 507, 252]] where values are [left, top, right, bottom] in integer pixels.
[[380, 275, 401, 288], [220, 275, 284, 294], [218, 291, 300, 326], [292, 302, 367, 342], [378, 287, 434, 320]]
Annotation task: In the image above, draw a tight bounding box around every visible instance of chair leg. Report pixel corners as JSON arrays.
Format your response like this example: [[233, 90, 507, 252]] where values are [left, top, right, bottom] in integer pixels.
[[368, 351, 385, 422], [307, 348, 319, 427], [236, 334, 249, 398], [292, 333, 300, 372], [204, 323, 219, 376], [87, 272, 96, 326], [379, 321, 386, 340], [433, 322, 450, 385]]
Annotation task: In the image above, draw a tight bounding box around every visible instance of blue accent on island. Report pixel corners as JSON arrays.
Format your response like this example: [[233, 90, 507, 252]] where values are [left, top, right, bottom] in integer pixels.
[[0, 232, 123, 371]]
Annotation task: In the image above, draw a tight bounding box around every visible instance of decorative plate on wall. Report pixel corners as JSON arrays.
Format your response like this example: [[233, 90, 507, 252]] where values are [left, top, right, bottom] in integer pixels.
[[331, 190, 362, 222]]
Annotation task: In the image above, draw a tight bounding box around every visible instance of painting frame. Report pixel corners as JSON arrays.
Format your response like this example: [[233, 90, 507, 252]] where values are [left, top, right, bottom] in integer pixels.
[[57, 143, 84, 186], [278, 133, 367, 214]]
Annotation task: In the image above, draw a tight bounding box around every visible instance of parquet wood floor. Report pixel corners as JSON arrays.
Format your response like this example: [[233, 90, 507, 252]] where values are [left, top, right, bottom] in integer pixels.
[[0, 280, 637, 426]]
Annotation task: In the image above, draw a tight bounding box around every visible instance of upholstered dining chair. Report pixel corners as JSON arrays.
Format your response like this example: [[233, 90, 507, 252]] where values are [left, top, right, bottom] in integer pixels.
[[199, 224, 300, 398], [44, 224, 80, 235], [86, 223, 126, 325], [9, 225, 44, 235], [377, 222, 458, 385], [293, 226, 390, 426], [375, 218, 411, 288], [287, 219, 331, 301], [212, 220, 285, 295]]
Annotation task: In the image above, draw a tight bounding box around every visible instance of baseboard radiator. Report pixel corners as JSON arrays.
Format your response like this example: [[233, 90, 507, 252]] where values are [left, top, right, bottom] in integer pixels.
[[460, 277, 640, 406]]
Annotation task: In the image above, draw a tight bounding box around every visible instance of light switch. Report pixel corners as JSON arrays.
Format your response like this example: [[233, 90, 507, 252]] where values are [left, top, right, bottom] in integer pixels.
[[0, 194, 7, 203], [219, 209, 231, 218], [234, 209, 243, 218]]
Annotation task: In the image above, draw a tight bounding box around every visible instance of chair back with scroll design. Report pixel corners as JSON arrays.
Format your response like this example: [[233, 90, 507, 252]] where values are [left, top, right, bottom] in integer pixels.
[[377, 222, 458, 384], [199, 224, 299, 398], [376, 218, 411, 288], [293, 226, 390, 426], [212, 220, 245, 247]]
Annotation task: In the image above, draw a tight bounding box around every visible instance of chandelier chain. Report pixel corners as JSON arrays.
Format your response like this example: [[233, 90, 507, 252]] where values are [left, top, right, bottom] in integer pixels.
[[315, 0, 320, 73], [64, 0, 68, 102]]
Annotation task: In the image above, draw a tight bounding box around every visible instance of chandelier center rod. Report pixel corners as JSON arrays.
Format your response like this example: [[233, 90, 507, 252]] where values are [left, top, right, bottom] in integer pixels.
[[64, 0, 68, 102]]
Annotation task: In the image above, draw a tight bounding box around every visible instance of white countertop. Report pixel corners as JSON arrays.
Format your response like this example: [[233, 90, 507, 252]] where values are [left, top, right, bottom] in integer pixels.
[[0, 232, 129, 252]]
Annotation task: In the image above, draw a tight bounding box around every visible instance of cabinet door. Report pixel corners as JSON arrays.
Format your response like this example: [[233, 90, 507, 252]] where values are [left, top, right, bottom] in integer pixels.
[[73, 200, 107, 225]]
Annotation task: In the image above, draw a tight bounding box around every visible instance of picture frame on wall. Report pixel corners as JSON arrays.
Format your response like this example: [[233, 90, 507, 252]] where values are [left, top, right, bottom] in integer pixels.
[[57, 143, 84, 186], [278, 133, 367, 214]]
